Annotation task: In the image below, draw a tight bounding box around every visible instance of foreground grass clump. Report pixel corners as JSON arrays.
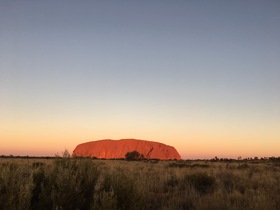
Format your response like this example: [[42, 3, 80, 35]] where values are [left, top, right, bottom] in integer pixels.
[[184, 173, 216, 195], [0, 157, 280, 210], [37, 158, 99, 210], [0, 163, 33, 210]]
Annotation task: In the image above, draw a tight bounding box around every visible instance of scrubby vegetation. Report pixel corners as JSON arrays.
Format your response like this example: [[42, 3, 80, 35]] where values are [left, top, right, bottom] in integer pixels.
[[125, 151, 144, 161], [1, 156, 280, 210]]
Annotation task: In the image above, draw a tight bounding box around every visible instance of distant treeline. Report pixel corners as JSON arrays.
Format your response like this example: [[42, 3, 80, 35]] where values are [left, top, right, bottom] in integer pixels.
[[1, 155, 280, 162], [0, 155, 55, 159]]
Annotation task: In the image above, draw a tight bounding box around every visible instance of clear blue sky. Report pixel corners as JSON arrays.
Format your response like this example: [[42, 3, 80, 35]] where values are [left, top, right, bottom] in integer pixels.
[[1, 0, 280, 158]]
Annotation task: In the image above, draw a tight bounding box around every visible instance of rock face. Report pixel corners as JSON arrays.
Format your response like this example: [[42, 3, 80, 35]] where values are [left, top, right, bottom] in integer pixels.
[[72, 139, 181, 160]]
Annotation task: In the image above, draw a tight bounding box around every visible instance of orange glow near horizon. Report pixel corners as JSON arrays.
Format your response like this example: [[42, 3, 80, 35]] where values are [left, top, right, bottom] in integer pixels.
[[1, 117, 279, 159]]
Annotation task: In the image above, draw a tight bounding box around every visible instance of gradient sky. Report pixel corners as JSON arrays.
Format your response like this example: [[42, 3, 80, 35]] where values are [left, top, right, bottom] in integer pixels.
[[1, 0, 280, 159]]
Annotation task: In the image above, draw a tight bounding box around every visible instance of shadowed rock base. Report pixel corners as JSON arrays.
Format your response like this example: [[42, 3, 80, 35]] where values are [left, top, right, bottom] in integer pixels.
[[72, 139, 181, 160]]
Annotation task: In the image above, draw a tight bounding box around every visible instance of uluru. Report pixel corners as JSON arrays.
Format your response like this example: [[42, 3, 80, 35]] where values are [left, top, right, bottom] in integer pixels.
[[72, 139, 181, 160]]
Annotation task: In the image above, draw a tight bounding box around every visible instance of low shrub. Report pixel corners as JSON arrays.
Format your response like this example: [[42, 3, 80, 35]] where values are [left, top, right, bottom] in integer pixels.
[[125, 151, 144, 161], [184, 173, 216, 194], [101, 168, 143, 210], [0, 163, 33, 210], [50, 158, 99, 210]]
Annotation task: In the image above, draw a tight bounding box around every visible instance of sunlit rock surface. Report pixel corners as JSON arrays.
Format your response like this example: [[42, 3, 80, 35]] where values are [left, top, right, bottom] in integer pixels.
[[72, 139, 181, 160]]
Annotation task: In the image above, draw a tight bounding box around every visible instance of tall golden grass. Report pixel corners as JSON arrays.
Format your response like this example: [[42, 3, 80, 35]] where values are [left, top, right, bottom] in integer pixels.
[[0, 157, 280, 209]]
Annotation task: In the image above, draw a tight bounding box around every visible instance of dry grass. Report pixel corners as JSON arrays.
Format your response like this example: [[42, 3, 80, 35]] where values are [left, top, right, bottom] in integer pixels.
[[0, 157, 280, 210]]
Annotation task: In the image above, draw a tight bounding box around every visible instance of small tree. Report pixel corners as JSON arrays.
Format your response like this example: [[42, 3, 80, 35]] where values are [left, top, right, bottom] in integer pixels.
[[125, 151, 141, 161]]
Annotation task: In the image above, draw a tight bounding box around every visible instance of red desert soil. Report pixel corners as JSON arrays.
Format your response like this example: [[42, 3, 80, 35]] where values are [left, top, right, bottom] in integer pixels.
[[72, 139, 181, 160]]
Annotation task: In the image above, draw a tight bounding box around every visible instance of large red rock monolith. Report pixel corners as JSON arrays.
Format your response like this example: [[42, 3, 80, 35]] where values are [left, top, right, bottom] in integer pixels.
[[72, 139, 181, 160]]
